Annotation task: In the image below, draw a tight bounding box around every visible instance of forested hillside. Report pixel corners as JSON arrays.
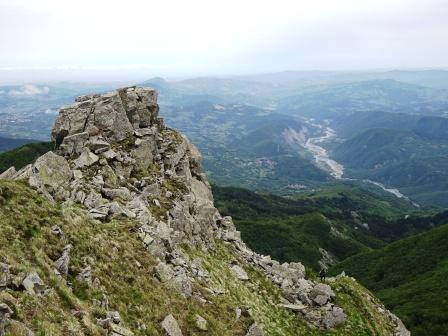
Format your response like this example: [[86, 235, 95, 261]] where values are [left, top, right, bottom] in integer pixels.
[[331, 224, 448, 336]]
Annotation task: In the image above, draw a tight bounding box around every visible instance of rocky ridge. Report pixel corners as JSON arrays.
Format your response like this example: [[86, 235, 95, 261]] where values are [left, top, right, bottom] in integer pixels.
[[0, 87, 409, 335]]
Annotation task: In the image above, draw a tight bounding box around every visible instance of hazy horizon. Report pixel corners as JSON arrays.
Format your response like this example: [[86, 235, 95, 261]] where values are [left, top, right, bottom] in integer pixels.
[[1, 67, 448, 86]]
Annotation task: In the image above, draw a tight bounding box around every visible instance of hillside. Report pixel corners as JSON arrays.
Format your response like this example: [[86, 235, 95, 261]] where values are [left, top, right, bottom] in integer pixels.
[[331, 223, 448, 336], [0, 87, 409, 335], [414, 116, 448, 140], [332, 111, 420, 139], [332, 128, 448, 206], [160, 102, 331, 192], [213, 183, 423, 269], [0, 137, 37, 153], [0, 141, 53, 173]]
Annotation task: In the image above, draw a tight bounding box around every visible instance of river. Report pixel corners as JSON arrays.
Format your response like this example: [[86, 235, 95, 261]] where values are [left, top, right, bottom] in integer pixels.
[[303, 123, 408, 200]]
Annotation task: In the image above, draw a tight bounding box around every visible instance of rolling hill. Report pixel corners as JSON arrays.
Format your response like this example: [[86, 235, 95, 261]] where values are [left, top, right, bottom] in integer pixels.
[[0, 141, 53, 173], [332, 127, 448, 207], [281, 79, 448, 119], [331, 223, 448, 336], [0, 136, 37, 153]]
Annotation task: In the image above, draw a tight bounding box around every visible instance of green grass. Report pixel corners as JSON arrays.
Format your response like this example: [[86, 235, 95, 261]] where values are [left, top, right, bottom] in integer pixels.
[[0, 142, 53, 173], [330, 223, 448, 336]]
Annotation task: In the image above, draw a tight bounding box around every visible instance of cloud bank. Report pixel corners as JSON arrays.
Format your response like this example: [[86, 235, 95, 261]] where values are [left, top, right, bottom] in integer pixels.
[[8, 84, 50, 96]]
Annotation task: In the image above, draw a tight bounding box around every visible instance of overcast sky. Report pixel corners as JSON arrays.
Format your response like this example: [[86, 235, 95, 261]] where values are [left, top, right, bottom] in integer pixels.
[[1, 0, 447, 82]]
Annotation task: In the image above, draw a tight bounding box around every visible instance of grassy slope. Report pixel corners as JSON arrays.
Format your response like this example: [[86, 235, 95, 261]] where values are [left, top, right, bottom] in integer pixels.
[[0, 142, 53, 173], [330, 224, 448, 336], [0, 180, 404, 336], [212, 184, 421, 269]]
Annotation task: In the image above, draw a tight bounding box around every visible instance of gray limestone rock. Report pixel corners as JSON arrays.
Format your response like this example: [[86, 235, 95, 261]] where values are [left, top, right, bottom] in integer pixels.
[[0, 303, 13, 336], [154, 262, 174, 283], [195, 314, 207, 331], [279, 303, 306, 312], [90, 138, 111, 154], [52, 87, 158, 145], [75, 148, 99, 168], [59, 132, 89, 155], [0, 263, 10, 289], [0, 303, 13, 319], [101, 149, 118, 160], [131, 139, 155, 170], [0, 167, 16, 180], [22, 271, 45, 295], [76, 265, 92, 285], [108, 324, 135, 336], [309, 284, 335, 306], [322, 306, 346, 329], [107, 311, 121, 324], [231, 265, 249, 281], [51, 225, 63, 236], [161, 314, 182, 336], [102, 187, 132, 201], [390, 312, 411, 336], [54, 244, 73, 277], [246, 323, 264, 336], [29, 151, 72, 190]]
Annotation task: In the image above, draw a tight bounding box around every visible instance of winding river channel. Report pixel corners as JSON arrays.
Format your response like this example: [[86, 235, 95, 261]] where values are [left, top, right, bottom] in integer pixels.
[[303, 123, 408, 199]]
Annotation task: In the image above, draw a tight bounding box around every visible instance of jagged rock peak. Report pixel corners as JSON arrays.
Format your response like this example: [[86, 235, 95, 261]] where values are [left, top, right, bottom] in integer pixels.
[[52, 86, 162, 154]]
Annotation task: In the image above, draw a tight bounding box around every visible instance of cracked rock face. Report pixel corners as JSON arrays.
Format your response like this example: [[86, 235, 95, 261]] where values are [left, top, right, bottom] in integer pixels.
[[52, 87, 158, 147]]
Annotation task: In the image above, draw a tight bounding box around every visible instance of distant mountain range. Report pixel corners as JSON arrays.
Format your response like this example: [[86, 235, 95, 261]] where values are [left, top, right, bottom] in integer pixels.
[[280, 79, 448, 119], [2, 70, 448, 207], [0, 136, 37, 153], [0, 141, 53, 172]]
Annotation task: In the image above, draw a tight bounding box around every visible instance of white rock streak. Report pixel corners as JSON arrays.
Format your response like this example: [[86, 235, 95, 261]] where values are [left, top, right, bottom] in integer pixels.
[[304, 126, 344, 179]]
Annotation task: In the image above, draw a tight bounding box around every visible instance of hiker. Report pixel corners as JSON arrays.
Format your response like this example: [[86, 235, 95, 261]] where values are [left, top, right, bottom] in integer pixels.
[[319, 268, 326, 282]]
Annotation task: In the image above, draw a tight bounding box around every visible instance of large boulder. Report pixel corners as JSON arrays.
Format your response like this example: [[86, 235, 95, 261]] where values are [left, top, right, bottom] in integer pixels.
[[309, 284, 335, 306], [22, 271, 45, 295], [161, 314, 182, 336], [322, 306, 347, 328], [28, 152, 72, 190]]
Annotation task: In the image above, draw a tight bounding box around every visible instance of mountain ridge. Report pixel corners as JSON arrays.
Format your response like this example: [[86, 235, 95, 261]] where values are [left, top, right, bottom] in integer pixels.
[[0, 86, 409, 335]]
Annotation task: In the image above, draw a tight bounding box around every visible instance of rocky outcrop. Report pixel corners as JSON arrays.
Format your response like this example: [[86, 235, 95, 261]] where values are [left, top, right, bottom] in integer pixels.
[[0, 87, 410, 336]]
